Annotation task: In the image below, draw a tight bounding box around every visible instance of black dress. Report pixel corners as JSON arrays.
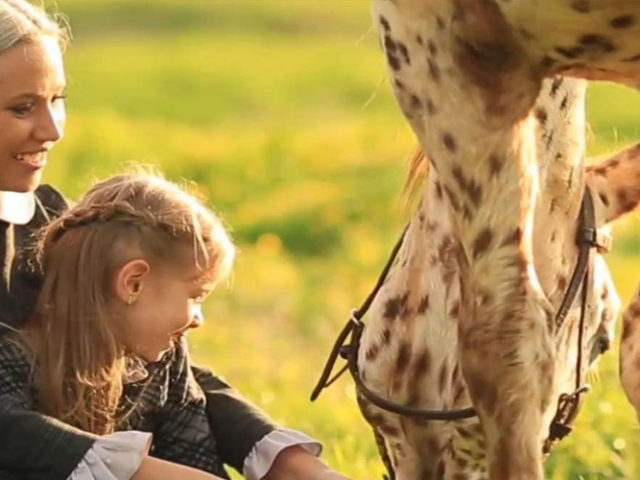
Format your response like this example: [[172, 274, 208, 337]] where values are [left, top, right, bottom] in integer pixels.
[[0, 185, 277, 479]]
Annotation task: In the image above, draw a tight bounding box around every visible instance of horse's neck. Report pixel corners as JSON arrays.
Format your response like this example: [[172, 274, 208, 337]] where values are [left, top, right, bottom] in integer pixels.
[[533, 77, 587, 302]]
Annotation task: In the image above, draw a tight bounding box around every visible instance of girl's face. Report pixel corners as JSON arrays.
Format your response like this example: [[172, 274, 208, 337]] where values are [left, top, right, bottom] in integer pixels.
[[0, 36, 66, 192], [120, 263, 213, 363]]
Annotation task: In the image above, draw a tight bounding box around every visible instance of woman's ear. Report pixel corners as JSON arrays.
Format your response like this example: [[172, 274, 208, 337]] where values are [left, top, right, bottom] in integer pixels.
[[114, 259, 150, 305]]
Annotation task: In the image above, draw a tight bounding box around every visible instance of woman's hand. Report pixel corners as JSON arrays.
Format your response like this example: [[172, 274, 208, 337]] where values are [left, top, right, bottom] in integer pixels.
[[263, 446, 353, 480]]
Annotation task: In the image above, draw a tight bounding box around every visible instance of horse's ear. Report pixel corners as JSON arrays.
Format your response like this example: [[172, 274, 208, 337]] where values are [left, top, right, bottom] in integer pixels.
[[586, 143, 640, 225]]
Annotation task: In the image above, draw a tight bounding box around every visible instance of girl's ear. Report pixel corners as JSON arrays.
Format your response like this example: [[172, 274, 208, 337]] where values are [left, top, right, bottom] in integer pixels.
[[114, 259, 150, 305]]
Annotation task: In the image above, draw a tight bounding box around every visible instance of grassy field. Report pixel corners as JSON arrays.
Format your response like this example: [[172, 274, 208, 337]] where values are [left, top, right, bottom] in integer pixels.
[[45, 1, 640, 478]]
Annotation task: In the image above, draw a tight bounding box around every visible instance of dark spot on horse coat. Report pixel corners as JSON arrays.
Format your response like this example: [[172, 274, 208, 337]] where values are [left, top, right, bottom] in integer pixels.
[[535, 107, 547, 125], [489, 154, 504, 179], [452, 165, 483, 207], [557, 275, 567, 292], [610, 15, 636, 29], [384, 293, 410, 320], [571, 0, 591, 13], [394, 341, 412, 376], [428, 39, 437, 56], [398, 42, 411, 65], [428, 58, 441, 82], [410, 94, 422, 110], [379, 423, 400, 437], [560, 94, 569, 110], [617, 189, 638, 213], [366, 344, 380, 361], [418, 294, 430, 314], [411, 349, 432, 383], [550, 76, 563, 97], [379, 15, 391, 32], [472, 228, 493, 259], [443, 132, 457, 152], [578, 33, 616, 53], [386, 50, 401, 71], [435, 181, 443, 199]]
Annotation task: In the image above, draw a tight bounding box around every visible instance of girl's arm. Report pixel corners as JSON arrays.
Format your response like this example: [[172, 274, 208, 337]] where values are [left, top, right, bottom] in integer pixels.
[[132, 456, 228, 480], [263, 446, 352, 480]]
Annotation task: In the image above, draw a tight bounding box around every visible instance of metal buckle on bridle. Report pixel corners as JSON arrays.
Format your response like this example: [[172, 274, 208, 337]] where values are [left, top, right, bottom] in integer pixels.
[[544, 385, 591, 454], [577, 225, 612, 254]]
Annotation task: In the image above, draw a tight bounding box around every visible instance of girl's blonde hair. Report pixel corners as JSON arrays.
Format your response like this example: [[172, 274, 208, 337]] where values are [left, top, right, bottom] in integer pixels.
[[0, 0, 69, 54], [30, 172, 235, 434]]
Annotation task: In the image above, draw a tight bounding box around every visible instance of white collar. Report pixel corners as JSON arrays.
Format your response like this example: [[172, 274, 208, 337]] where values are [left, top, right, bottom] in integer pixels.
[[0, 191, 36, 225]]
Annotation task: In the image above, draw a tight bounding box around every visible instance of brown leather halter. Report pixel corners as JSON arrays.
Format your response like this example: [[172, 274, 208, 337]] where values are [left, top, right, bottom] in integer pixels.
[[312, 186, 610, 451]]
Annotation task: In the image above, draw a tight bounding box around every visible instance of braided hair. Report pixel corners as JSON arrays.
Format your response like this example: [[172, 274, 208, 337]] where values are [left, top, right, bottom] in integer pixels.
[[30, 172, 234, 434]]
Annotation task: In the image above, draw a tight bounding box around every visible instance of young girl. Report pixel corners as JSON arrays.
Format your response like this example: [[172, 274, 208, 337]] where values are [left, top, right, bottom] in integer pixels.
[[0, 172, 349, 480]]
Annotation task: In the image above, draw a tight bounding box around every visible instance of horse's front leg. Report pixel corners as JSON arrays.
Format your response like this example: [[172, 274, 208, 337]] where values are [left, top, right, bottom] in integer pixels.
[[454, 214, 556, 480]]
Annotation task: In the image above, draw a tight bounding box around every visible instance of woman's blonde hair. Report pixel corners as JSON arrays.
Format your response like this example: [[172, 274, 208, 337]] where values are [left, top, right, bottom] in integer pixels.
[[0, 0, 69, 54], [30, 172, 235, 434]]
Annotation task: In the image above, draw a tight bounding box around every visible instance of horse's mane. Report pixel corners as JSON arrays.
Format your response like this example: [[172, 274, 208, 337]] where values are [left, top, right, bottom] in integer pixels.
[[403, 147, 429, 206]]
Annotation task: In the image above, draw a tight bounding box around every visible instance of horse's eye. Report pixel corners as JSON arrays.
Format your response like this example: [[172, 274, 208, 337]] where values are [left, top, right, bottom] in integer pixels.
[[598, 335, 610, 354], [589, 334, 611, 365]]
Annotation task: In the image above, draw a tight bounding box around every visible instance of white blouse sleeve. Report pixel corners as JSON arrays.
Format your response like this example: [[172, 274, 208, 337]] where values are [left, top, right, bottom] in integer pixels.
[[243, 428, 323, 480], [67, 431, 152, 480]]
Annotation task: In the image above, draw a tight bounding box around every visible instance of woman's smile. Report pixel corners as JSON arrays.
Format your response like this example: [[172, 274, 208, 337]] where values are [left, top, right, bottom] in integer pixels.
[[13, 150, 48, 170]]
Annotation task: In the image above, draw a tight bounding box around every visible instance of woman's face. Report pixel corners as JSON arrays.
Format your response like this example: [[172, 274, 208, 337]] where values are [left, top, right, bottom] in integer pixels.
[[0, 36, 66, 192]]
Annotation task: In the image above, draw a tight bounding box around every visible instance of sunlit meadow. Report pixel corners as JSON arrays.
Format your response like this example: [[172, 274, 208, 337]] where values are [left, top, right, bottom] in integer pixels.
[[44, 1, 640, 478]]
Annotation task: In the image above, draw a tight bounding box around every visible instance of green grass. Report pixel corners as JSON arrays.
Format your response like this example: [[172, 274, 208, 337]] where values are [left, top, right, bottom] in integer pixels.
[[43, 1, 640, 478]]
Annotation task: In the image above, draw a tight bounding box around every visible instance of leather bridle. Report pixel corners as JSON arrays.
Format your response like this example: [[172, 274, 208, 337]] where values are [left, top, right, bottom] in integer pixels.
[[311, 186, 611, 451]]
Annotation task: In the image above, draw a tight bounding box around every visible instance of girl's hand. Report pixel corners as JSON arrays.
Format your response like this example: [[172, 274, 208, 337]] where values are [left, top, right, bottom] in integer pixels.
[[263, 446, 353, 480]]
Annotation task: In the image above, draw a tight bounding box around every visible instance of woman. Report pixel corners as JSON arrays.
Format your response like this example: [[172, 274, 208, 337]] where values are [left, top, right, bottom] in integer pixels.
[[0, 1, 350, 479]]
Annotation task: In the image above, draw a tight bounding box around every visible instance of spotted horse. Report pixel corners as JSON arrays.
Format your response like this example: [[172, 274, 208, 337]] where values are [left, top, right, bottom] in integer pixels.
[[313, 1, 640, 479]]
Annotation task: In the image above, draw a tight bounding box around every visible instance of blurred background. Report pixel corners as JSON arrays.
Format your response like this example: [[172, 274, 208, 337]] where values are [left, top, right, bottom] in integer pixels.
[[45, 1, 640, 478]]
